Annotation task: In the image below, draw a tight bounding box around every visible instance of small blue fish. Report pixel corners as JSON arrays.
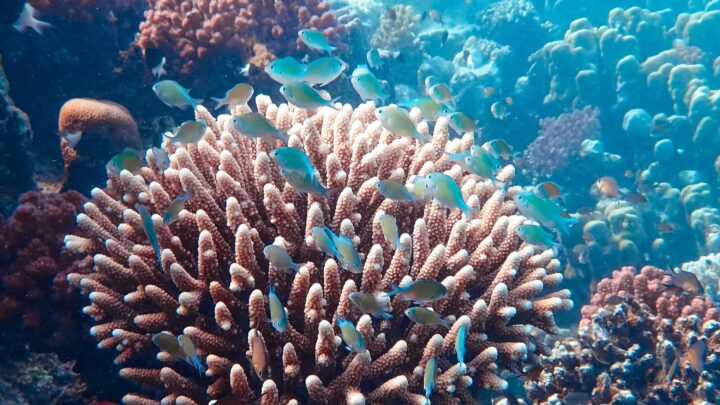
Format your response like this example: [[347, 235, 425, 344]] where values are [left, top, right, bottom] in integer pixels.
[[311, 226, 339, 257], [376, 179, 417, 203], [405, 307, 452, 328], [280, 82, 339, 110], [298, 29, 336, 54], [348, 292, 392, 320], [456, 324, 467, 374], [163, 194, 189, 225], [152, 332, 184, 359], [329, 232, 363, 273], [137, 204, 162, 266], [178, 334, 206, 375], [379, 213, 401, 249], [424, 356, 437, 405], [464, 146, 500, 179], [152, 80, 203, 110], [398, 97, 447, 121], [444, 150, 471, 172], [269, 147, 314, 174], [231, 113, 289, 144], [263, 245, 301, 274], [377, 106, 431, 144], [212, 83, 254, 110], [425, 172, 475, 219], [303, 57, 347, 87], [280, 168, 330, 198], [351, 65, 388, 104], [164, 120, 207, 144], [516, 224, 561, 252], [268, 286, 288, 332], [337, 316, 366, 352], [151, 147, 170, 171], [366, 48, 383, 69], [514, 188, 578, 234], [264, 57, 306, 84], [106, 148, 145, 174], [387, 280, 447, 303], [447, 112, 477, 135]]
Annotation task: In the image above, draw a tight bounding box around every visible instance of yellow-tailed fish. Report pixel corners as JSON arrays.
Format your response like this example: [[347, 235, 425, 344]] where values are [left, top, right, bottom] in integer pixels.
[[264, 57, 306, 84], [366, 48, 383, 69], [686, 339, 706, 373], [151, 147, 170, 171], [152, 80, 203, 110], [263, 244, 301, 274], [106, 148, 145, 174], [379, 212, 401, 249], [298, 29, 336, 54], [425, 172, 476, 219], [387, 279, 447, 303], [483, 139, 513, 160], [348, 292, 392, 320], [398, 97, 446, 121], [376, 106, 431, 144], [13, 3, 52, 35], [376, 179, 417, 203], [429, 83, 453, 105], [516, 224, 561, 252], [249, 329, 270, 380], [337, 316, 366, 352], [490, 101, 508, 119], [424, 356, 437, 405], [212, 83, 254, 110], [231, 113, 289, 144], [303, 57, 347, 87], [163, 194, 189, 225], [280, 82, 339, 110], [595, 176, 620, 198], [456, 324, 467, 374], [464, 146, 500, 179], [424, 75, 440, 95], [311, 226, 340, 257], [513, 188, 578, 234], [405, 307, 452, 328], [178, 334, 205, 374], [164, 120, 207, 144], [447, 111, 476, 135], [280, 167, 329, 198], [151, 332, 184, 359], [329, 232, 363, 273], [351, 65, 388, 104], [268, 286, 288, 332], [137, 204, 162, 266]]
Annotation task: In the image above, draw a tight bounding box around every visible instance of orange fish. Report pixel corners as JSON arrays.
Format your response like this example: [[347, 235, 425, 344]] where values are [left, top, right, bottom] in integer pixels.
[[685, 340, 706, 373], [595, 176, 619, 198], [657, 221, 678, 234], [662, 267, 703, 294], [535, 181, 562, 200], [248, 329, 270, 380], [484, 86, 496, 97]]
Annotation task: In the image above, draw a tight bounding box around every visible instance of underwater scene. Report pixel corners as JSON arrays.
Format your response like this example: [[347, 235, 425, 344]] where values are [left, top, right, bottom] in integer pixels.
[[2, 0, 720, 404]]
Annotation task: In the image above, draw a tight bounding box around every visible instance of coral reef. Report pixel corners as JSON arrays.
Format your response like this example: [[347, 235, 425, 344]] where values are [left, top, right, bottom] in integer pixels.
[[58, 98, 141, 193], [0, 342, 88, 405], [135, 0, 355, 75], [0, 55, 34, 215], [65, 96, 573, 403], [683, 252, 720, 301], [526, 265, 720, 404], [521, 106, 601, 179], [0, 190, 89, 337], [370, 5, 418, 53]]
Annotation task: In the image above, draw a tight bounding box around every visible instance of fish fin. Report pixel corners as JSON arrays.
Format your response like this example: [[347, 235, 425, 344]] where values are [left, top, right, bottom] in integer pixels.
[[240, 63, 251, 76], [386, 283, 400, 297], [14, 5, 53, 35], [211, 97, 226, 110], [378, 310, 393, 320], [63, 131, 83, 148], [557, 216, 579, 234], [177, 103, 191, 111], [192, 98, 205, 109]]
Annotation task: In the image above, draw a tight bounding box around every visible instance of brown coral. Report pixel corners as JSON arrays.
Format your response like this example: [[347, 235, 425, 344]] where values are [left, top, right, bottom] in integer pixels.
[[65, 96, 572, 404]]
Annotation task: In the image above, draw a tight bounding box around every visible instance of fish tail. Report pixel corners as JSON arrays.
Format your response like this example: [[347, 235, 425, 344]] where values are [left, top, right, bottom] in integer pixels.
[[386, 283, 400, 297], [194, 356, 206, 375], [457, 362, 467, 374], [379, 310, 393, 320], [441, 318, 453, 329], [558, 216, 579, 234], [211, 97, 225, 110]]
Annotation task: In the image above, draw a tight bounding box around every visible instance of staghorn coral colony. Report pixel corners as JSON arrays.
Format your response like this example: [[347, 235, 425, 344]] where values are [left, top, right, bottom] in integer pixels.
[[64, 97, 572, 403]]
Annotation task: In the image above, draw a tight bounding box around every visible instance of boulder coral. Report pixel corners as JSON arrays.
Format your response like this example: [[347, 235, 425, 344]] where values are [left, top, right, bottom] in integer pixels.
[[64, 96, 573, 404]]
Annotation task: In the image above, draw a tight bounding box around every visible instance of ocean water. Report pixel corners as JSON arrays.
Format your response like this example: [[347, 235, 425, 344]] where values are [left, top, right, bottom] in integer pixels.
[[1, 0, 719, 404]]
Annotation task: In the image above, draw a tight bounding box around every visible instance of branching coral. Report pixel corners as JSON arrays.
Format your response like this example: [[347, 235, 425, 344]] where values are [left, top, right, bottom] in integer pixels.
[[0, 190, 89, 338], [65, 96, 573, 404], [370, 5, 418, 52], [135, 0, 355, 75], [526, 266, 720, 404]]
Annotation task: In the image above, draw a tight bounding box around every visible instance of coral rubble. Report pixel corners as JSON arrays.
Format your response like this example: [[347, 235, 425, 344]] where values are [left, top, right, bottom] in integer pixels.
[[65, 97, 572, 403], [526, 265, 720, 404]]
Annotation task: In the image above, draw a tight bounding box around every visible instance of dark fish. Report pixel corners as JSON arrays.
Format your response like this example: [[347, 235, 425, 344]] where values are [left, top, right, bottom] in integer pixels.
[[144, 47, 164, 70], [666, 352, 679, 382], [563, 391, 591, 405], [591, 346, 610, 365], [605, 295, 625, 305], [662, 267, 703, 294], [441, 30, 448, 46], [657, 221, 678, 234], [625, 192, 648, 204], [685, 340, 706, 373]]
